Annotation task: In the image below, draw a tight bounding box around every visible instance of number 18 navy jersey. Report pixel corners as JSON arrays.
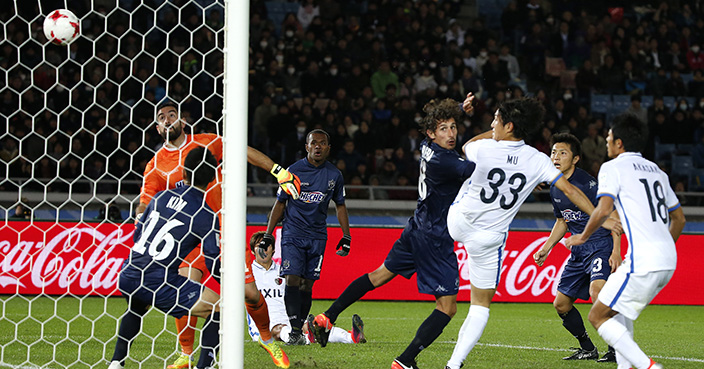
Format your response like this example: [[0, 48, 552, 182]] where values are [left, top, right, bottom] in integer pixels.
[[121, 186, 221, 281]]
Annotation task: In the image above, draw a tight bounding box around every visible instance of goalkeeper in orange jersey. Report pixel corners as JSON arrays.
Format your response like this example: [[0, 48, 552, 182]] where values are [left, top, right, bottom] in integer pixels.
[[136, 100, 299, 369]]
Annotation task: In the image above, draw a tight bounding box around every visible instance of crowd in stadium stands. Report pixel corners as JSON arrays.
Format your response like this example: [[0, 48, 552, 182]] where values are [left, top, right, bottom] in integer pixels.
[[3, 0, 704, 203]]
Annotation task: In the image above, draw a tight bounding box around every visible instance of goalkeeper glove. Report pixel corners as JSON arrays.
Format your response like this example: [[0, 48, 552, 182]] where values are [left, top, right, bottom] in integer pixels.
[[336, 235, 351, 256], [271, 164, 301, 200], [257, 233, 275, 259]]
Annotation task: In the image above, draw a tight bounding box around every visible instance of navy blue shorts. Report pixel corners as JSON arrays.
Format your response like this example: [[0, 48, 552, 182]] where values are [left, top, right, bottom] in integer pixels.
[[384, 220, 459, 296], [558, 239, 613, 301], [118, 272, 202, 318], [280, 237, 327, 280]]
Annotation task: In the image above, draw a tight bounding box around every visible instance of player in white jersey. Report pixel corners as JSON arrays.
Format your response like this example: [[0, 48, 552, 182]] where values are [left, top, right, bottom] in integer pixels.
[[246, 232, 366, 345], [565, 115, 685, 369], [444, 95, 622, 369]]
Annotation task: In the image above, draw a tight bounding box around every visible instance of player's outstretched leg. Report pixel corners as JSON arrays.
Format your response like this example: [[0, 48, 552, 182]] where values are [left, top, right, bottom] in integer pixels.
[[258, 337, 290, 368], [110, 298, 149, 367], [395, 309, 451, 369]]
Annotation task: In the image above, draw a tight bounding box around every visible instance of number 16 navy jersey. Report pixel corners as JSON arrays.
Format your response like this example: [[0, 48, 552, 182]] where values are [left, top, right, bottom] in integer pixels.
[[121, 186, 221, 281]]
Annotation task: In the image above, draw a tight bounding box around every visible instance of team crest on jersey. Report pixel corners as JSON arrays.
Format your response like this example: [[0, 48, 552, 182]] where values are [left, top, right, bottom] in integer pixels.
[[328, 180, 335, 190], [561, 209, 585, 222], [275, 277, 284, 285], [299, 191, 325, 203]]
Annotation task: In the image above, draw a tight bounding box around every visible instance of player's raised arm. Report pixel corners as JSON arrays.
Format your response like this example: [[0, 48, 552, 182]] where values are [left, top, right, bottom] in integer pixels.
[[247, 146, 301, 200]]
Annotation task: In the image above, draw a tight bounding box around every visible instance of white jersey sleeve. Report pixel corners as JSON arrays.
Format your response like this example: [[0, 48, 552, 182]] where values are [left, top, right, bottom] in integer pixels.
[[597, 153, 679, 272]]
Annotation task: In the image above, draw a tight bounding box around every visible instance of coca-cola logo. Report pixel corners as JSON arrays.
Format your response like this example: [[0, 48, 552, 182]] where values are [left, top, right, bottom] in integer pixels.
[[0, 225, 133, 294], [455, 236, 569, 298]]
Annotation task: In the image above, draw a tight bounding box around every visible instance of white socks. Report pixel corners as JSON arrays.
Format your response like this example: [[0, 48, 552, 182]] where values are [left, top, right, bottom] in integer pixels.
[[329, 326, 354, 344], [598, 316, 650, 369], [446, 305, 490, 369]]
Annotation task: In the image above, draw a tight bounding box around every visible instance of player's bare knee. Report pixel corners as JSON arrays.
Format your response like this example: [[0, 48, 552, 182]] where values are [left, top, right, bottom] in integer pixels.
[[368, 264, 395, 287], [553, 299, 571, 314], [285, 274, 302, 287]]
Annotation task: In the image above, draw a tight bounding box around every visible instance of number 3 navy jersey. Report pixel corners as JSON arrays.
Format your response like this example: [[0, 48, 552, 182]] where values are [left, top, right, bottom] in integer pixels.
[[122, 186, 221, 281], [550, 168, 611, 239], [276, 158, 345, 240], [413, 139, 476, 238]]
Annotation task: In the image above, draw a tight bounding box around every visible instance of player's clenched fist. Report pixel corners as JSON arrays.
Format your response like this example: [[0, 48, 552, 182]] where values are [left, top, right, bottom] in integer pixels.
[[270, 164, 301, 200], [336, 235, 351, 256]]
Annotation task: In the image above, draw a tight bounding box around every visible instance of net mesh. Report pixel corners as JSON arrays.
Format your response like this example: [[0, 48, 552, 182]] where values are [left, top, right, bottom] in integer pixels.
[[1, 1, 225, 367]]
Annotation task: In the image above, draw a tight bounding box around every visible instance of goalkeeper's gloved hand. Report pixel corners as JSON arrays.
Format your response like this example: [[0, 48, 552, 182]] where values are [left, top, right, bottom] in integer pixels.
[[271, 164, 301, 200], [257, 233, 275, 259], [336, 234, 351, 257]]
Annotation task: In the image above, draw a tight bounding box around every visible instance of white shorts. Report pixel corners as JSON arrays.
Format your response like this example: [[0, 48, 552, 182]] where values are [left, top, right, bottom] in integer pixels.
[[597, 267, 674, 320], [448, 207, 508, 290]]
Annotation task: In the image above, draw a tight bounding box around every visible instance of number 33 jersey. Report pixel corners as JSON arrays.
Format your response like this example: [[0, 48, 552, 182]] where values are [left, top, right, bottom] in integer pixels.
[[597, 152, 680, 272], [452, 139, 562, 233]]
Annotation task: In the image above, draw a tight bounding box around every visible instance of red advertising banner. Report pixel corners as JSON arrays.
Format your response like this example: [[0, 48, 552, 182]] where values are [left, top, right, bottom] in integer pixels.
[[1, 222, 702, 305]]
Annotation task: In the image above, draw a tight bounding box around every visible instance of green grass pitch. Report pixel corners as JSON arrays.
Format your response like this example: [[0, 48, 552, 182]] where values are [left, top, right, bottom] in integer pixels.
[[0, 296, 702, 368]]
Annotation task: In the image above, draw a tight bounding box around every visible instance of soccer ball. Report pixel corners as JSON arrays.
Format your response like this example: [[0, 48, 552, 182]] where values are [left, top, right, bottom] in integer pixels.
[[43, 9, 80, 46]]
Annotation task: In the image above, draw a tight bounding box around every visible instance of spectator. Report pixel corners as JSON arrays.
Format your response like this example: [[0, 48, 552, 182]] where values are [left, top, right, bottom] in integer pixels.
[[297, 0, 319, 30], [581, 123, 607, 172], [687, 43, 704, 71], [414, 67, 438, 93], [625, 95, 648, 123], [370, 60, 399, 99], [482, 52, 510, 97], [499, 44, 520, 81], [337, 139, 365, 177], [11, 198, 32, 220]]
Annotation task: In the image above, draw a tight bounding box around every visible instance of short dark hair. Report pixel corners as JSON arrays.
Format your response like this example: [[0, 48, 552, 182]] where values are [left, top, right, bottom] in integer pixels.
[[550, 133, 582, 158], [420, 98, 462, 134], [611, 114, 648, 153], [497, 98, 545, 140], [307, 128, 330, 143], [156, 100, 178, 113], [249, 231, 266, 253], [183, 147, 217, 188]]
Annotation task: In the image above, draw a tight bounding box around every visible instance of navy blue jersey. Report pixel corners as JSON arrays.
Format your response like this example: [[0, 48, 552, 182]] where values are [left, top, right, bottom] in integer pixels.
[[550, 168, 611, 241], [276, 158, 345, 240], [413, 139, 476, 238], [122, 186, 221, 281]]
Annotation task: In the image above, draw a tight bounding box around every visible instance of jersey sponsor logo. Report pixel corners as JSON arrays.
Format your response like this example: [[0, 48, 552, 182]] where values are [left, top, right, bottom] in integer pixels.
[[561, 209, 586, 222], [299, 191, 326, 203], [259, 287, 284, 299]]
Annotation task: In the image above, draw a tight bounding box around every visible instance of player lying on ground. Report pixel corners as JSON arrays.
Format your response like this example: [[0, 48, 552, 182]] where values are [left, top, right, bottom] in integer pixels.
[[444, 96, 622, 369], [248, 231, 366, 345], [533, 133, 620, 362], [135, 101, 299, 368], [308, 98, 476, 369], [565, 115, 685, 369]]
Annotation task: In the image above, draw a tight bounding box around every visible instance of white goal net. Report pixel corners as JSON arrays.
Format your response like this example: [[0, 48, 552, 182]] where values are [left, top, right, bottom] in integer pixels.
[[0, 1, 244, 367]]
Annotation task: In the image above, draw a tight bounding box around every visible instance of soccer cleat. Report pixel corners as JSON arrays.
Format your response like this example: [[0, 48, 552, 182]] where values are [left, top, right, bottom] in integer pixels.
[[648, 358, 663, 368], [562, 347, 598, 360], [285, 331, 307, 346], [167, 353, 194, 368], [305, 314, 316, 344], [351, 314, 366, 344], [258, 337, 290, 369], [312, 313, 333, 348], [391, 358, 419, 369], [597, 348, 617, 363], [107, 361, 123, 369]]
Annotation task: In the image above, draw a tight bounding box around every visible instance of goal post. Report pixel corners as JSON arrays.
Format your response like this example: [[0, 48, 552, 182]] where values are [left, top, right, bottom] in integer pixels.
[[0, 0, 247, 367], [220, 0, 249, 367]]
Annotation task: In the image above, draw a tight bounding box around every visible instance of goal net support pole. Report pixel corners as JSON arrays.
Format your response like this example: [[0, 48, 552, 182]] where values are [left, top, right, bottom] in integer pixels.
[[221, 0, 249, 368]]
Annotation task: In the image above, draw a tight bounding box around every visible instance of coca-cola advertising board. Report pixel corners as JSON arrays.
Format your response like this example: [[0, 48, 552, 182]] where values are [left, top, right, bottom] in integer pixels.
[[1, 222, 702, 305]]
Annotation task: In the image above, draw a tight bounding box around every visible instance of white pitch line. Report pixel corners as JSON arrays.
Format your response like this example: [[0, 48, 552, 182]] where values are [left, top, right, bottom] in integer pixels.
[[432, 341, 704, 363]]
